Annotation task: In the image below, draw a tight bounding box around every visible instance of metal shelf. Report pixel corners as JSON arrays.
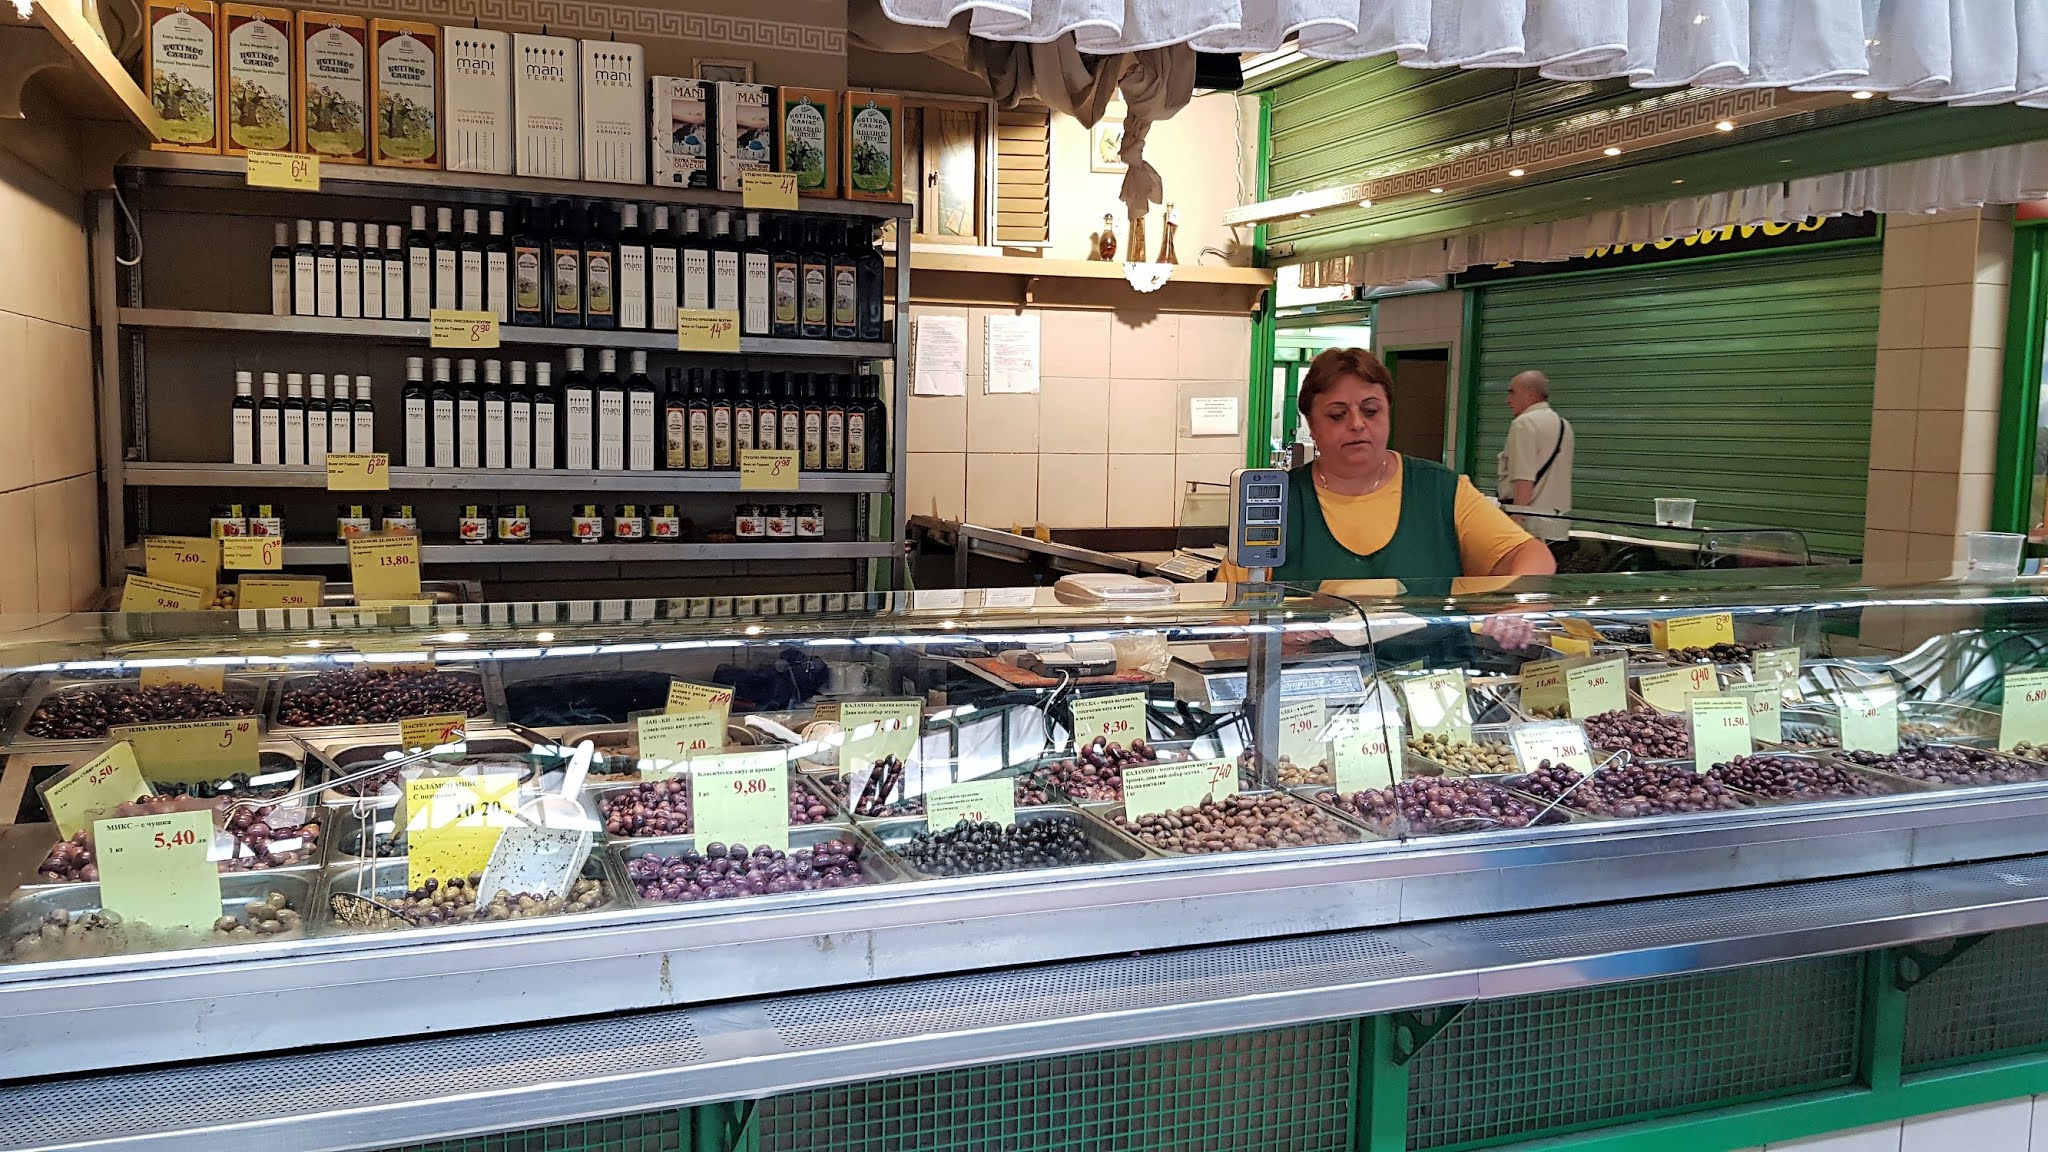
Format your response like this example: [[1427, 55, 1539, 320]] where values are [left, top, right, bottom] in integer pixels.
[[118, 308, 895, 359], [118, 151, 915, 219], [123, 462, 892, 494], [121, 540, 894, 565]]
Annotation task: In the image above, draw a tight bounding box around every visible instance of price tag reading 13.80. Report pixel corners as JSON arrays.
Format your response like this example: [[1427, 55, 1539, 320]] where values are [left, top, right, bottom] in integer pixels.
[[348, 534, 422, 601]]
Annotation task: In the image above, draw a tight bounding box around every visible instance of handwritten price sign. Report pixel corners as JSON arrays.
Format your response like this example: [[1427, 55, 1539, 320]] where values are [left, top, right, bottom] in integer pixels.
[[689, 749, 791, 852], [1071, 692, 1147, 745], [1278, 698, 1327, 768], [429, 309, 499, 349], [1122, 757, 1238, 818], [111, 716, 260, 785], [678, 308, 741, 353], [1689, 694, 1753, 769], [925, 776, 1016, 832], [741, 170, 799, 210], [398, 712, 468, 754], [666, 679, 735, 727], [244, 149, 319, 190], [95, 808, 222, 932], [1639, 664, 1718, 713], [1655, 612, 1736, 652], [739, 448, 800, 490], [327, 452, 390, 491], [349, 534, 422, 601], [1566, 659, 1626, 719], [42, 741, 149, 838], [1330, 712, 1400, 793], [220, 536, 284, 571]]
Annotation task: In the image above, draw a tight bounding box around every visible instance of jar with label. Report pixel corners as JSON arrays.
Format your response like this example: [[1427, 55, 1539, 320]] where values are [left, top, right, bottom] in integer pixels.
[[248, 504, 283, 538], [458, 504, 493, 544], [336, 504, 372, 541], [796, 504, 824, 538], [380, 503, 418, 536], [572, 503, 605, 542], [210, 504, 248, 539], [496, 504, 532, 542], [735, 503, 766, 539], [613, 503, 646, 540], [766, 504, 797, 538], [649, 503, 681, 539]]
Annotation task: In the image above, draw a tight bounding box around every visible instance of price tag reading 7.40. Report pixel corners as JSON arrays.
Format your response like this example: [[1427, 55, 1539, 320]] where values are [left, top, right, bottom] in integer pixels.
[[95, 808, 222, 933], [689, 750, 791, 853], [1122, 758, 1239, 818], [636, 710, 725, 775], [326, 452, 390, 491], [348, 534, 422, 601], [1566, 659, 1627, 719], [1070, 692, 1147, 746], [1999, 670, 2048, 751], [1839, 686, 1901, 755], [678, 308, 741, 353], [924, 776, 1016, 831], [41, 741, 149, 838], [1689, 694, 1753, 770], [111, 716, 261, 785], [429, 309, 499, 349], [1278, 698, 1327, 769], [739, 448, 800, 490]]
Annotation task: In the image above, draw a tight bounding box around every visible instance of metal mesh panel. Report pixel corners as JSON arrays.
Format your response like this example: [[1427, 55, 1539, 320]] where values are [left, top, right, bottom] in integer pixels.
[[758, 1025, 1353, 1152], [1407, 956, 1862, 1151], [371, 1110, 688, 1152], [1904, 926, 2048, 1070]]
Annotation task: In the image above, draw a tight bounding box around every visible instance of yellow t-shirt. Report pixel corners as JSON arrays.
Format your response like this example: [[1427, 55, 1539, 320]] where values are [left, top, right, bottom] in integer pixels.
[[1218, 456, 1535, 583]]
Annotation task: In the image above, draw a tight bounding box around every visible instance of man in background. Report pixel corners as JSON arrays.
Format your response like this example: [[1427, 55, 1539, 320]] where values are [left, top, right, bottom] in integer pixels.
[[1498, 370, 1574, 540]]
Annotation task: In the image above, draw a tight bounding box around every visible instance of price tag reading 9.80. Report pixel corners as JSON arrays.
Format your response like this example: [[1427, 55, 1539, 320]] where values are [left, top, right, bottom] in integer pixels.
[[689, 750, 791, 852]]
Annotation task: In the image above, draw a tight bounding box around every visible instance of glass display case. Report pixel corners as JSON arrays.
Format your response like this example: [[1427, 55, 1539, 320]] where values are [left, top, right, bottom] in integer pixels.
[[6, 571, 2048, 1082]]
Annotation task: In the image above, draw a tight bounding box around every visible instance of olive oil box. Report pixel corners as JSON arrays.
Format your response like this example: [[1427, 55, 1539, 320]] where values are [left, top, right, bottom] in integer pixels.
[[219, 3, 294, 157], [580, 39, 645, 184], [842, 89, 901, 201], [513, 32, 578, 179], [370, 19, 439, 169], [713, 81, 776, 193], [294, 10, 367, 164], [443, 26, 511, 174], [147, 0, 220, 153], [778, 87, 836, 197], [650, 76, 709, 188]]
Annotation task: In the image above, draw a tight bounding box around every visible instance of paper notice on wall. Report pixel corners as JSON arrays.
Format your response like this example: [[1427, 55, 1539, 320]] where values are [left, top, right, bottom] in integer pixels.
[[1190, 396, 1240, 436], [985, 313, 1041, 394], [911, 314, 968, 396]]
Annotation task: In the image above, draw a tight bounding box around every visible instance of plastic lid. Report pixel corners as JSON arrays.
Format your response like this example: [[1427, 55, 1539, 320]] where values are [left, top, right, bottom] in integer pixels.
[[235, 370, 252, 385], [406, 355, 424, 375]]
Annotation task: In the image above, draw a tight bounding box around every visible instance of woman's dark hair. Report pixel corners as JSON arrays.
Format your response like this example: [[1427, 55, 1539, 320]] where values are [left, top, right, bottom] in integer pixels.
[[1297, 347, 1394, 417]]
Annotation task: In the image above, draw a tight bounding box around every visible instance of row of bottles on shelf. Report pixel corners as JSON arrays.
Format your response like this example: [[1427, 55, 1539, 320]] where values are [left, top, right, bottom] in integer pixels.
[[228, 352, 887, 473], [268, 201, 888, 340]]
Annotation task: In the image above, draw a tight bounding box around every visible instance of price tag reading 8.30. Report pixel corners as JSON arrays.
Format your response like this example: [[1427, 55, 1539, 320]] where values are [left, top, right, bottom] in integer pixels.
[[1070, 692, 1147, 746], [689, 750, 791, 853]]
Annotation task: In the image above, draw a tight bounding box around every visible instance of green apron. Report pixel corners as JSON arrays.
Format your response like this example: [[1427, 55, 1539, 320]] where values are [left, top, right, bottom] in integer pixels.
[[1272, 456, 1463, 597]]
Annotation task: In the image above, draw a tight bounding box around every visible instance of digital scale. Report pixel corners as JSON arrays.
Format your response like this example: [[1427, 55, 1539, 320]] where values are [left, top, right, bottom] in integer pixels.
[[1228, 467, 1288, 575], [1167, 655, 1369, 708]]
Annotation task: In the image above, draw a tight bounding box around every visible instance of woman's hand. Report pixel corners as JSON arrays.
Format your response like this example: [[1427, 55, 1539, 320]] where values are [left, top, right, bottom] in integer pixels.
[[1479, 613, 1541, 651]]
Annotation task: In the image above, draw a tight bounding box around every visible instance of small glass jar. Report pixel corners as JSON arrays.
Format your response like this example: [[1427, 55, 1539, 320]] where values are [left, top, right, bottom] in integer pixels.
[[766, 504, 796, 538], [796, 504, 824, 539], [572, 503, 605, 542], [248, 504, 283, 538], [336, 504, 372, 541], [612, 503, 646, 541], [458, 503, 492, 543], [210, 503, 247, 539], [496, 503, 531, 542], [649, 503, 681, 539], [380, 503, 417, 536], [735, 503, 766, 539]]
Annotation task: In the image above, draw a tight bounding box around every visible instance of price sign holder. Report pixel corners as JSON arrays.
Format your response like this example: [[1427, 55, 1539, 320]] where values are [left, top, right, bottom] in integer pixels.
[[1752, 647, 1802, 700], [1566, 659, 1627, 719], [666, 679, 734, 726], [840, 699, 921, 768], [924, 776, 1016, 830], [1839, 686, 1901, 755], [741, 170, 799, 210], [689, 750, 791, 853], [221, 537, 284, 570], [1639, 665, 1717, 713], [1999, 670, 2048, 750], [1277, 698, 1327, 768], [1069, 691, 1147, 745], [739, 448, 800, 490], [141, 665, 226, 692], [1689, 695, 1753, 769], [1510, 721, 1594, 772], [1735, 682, 1783, 744], [237, 575, 325, 609], [40, 742, 149, 838], [112, 716, 261, 785], [1654, 612, 1736, 651], [95, 808, 222, 933], [637, 710, 724, 774], [1560, 618, 1605, 642], [1399, 673, 1471, 743], [398, 712, 467, 754], [1543, 633, 1593, 658], [245, 149, 319, 190], [327, 453, 391, 491], [678, 309, 741, 353], [1329, 711, 1401, 793], [121, 573, 207, 612], [349, 534, 422, 601], [1520, 658, 1569, 713], [1122, 757, 1239, 818], [404, 773, 522, 889], [145, 535, 221, 591], [428, 310, 500, 349]]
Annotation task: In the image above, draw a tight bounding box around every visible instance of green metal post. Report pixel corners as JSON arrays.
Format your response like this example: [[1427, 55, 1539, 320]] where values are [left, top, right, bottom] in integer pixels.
[[1455, 288, 1484, 478], [1992, 223, 2047, 534], [1859, 949, 1907, 1091], [1247, 90, 1276, 469], [1356, 1015, 1410, 1152]]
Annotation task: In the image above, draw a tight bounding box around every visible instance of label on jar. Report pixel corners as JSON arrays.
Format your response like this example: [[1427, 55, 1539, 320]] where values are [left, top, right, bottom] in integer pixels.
[[613, 516, 645, 540], [735, 513, 766, 537], [336, 516, 372, 540], [210, 517, 248, 538], [650, 515, 680, 538], [250, 516, 283, 538], [382, 516, 418, 536], [765, 512, 795, 537], [496, 516, 531, 541], [458, 516, 492, 542], [572, 515, 604, 540], [796, 511, 824, 537]]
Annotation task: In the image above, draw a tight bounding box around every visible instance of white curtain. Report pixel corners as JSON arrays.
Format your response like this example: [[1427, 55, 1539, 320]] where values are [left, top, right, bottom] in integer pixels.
[[878, 0, 2048, 107], [1295, 139, 2048, 288]]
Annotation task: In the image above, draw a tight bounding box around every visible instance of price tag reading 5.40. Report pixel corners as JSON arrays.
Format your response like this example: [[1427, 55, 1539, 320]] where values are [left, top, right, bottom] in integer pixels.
[[739, 448, 799, 490], [689, 750, 791, 853], [1070, 692, 1147, 745], [1999, 670, 2048, 751], [1122, 757, 1239, 818], [349, 534, 422, 601], [1689, 694, 1753, 770], [678, 308, 741, 353], [95, 808, 222, 933]]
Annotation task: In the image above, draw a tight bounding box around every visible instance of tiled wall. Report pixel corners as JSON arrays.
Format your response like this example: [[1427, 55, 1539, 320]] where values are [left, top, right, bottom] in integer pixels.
[[1862, 207, 2013, 567], [904, 306, 1251, 528], [0, 145, 99, 613], [1751, 1095, 2045, 1152], [1370, 289, 1468, 466]]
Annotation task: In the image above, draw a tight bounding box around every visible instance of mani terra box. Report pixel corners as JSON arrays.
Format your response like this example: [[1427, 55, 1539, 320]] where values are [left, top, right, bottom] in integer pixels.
[[443, 26, 512, 174], [219, 3, 294, 156], [294, 9, 367, 164], [147, 0, 220, 154], [778, 87, 836, 198], [370, 19, 439, 168], [842, 89, 901, 202]]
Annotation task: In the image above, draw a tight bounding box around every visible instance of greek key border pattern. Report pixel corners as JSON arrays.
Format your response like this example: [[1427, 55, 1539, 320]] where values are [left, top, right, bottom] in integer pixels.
[[318, 0, 844, 54]]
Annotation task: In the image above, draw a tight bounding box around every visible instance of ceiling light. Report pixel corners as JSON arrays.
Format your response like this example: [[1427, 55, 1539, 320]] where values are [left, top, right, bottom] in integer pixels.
[[1715, 119, 1735, 131], [1428, 186, 1444, 194], [1852, 90, 1874, 100], [1508, 167, 1526, 177], [1673, 178, 1686, 184], [1603, 146, 1622, 157], [1297, 212, 1313, 219], [1356, 198, 1372, 208]]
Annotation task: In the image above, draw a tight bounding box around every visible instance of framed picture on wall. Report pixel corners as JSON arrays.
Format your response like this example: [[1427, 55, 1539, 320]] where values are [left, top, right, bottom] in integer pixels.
[[695, 58, 754, 83], [1090, 116, 1126, 173]]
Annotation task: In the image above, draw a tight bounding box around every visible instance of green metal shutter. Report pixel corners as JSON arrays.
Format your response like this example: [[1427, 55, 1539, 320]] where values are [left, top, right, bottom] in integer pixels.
[[1469, 246, 1881, 557]]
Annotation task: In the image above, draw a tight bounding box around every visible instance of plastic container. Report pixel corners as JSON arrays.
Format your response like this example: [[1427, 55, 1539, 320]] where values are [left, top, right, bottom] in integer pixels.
[[1965, 531, 2025, 579], [1654, 497, 1696, 527]]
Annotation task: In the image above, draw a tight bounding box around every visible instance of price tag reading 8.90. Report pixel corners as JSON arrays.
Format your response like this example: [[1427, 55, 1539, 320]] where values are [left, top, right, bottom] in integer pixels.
[[689, 750, 791, 853]]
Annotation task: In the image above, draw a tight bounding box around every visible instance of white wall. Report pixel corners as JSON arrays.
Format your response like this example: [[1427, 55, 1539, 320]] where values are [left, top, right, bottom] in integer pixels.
[[1737, 1095, 2043, 1152], [1047, 93, 1253, 267]]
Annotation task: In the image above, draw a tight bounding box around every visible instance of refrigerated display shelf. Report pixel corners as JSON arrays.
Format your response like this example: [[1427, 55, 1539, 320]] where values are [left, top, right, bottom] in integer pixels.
[[122, 463, 892, 494], [120, 541, 897, 565]]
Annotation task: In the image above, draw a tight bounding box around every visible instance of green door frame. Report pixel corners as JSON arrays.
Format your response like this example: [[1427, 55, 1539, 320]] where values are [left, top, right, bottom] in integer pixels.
[[1246, 90, 1275, 470], [1993, 220, 2048, 536]]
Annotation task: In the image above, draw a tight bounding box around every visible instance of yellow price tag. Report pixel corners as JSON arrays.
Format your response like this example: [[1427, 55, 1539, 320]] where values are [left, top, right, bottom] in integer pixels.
[[741, 170, 799, 210], [349, 534, 422, 601], [404, 773, 521, 889], [636, 710, 725, 775], [1560, 618, 1605, 641], [1122, 757, 1238, 818], [237, 575, 324, 609], [678, 308, 741, 352], [221, 536, 284, 570], [688, 749, 791, 852], [145, 535, 221, 592], [1520, 658, 1569, 713], [1545, 633, 1594, 658], [839, 699, 921, 769], [327, 452, 391, 491], [399, 712, 468, 753], [43, 742, 149, 838], [244, 149, 320, 190], [121, 573, 208, 612], [666, 679, 734, 726], [925, 776, 1016, 831], [1658, 612, 1736, 651], [1639, 664, 1718, 713], [739, 448, 800, 490], [112, 716, 261, 785], [141, 665, 226, 692], [95, 808, 222, 933], [429, 309, 500, 349]]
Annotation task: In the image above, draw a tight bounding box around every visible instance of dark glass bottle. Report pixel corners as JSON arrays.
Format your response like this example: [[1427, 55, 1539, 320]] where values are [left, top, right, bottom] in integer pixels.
[[799, 219, 830, 340], [561, 347, 594, 469], [709, 209, 741, 316], [511, 200, 547, 326], [482, 359, 508, 470], [485, 209, 511, 323], [401, 356, 428, 468], [686, 367, 712, 471], [313, 221, 338, 318], [678, 207, 711, 312], [404, 205, 432, 320], [662, 367, 690, 470], [432, 206, 459, 312], [859, 367, 887, 472], [855, 221, 886, 341], [617, 202, 647, 331], [548, 201, 583, 329], [776, 371, 801, 458], [798, 371, 825, 470], [740, 212, 772, 337], [823, 371, 847, 472], [270, 222, 292, 316], [459, 207, 485, 312], [829, 221, 860, 340], [770, 218, 801, 338], [626, 349, 657, 471], [583, 202, 617, 331], [710, 368, 735, 470], [594, 348, 626, 470], [648, 204, 679, 331], [455, 357, 482, 469], [430, 356, 456, 469], [734, 370, 759, 454], [532, 362, 559, 470]]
